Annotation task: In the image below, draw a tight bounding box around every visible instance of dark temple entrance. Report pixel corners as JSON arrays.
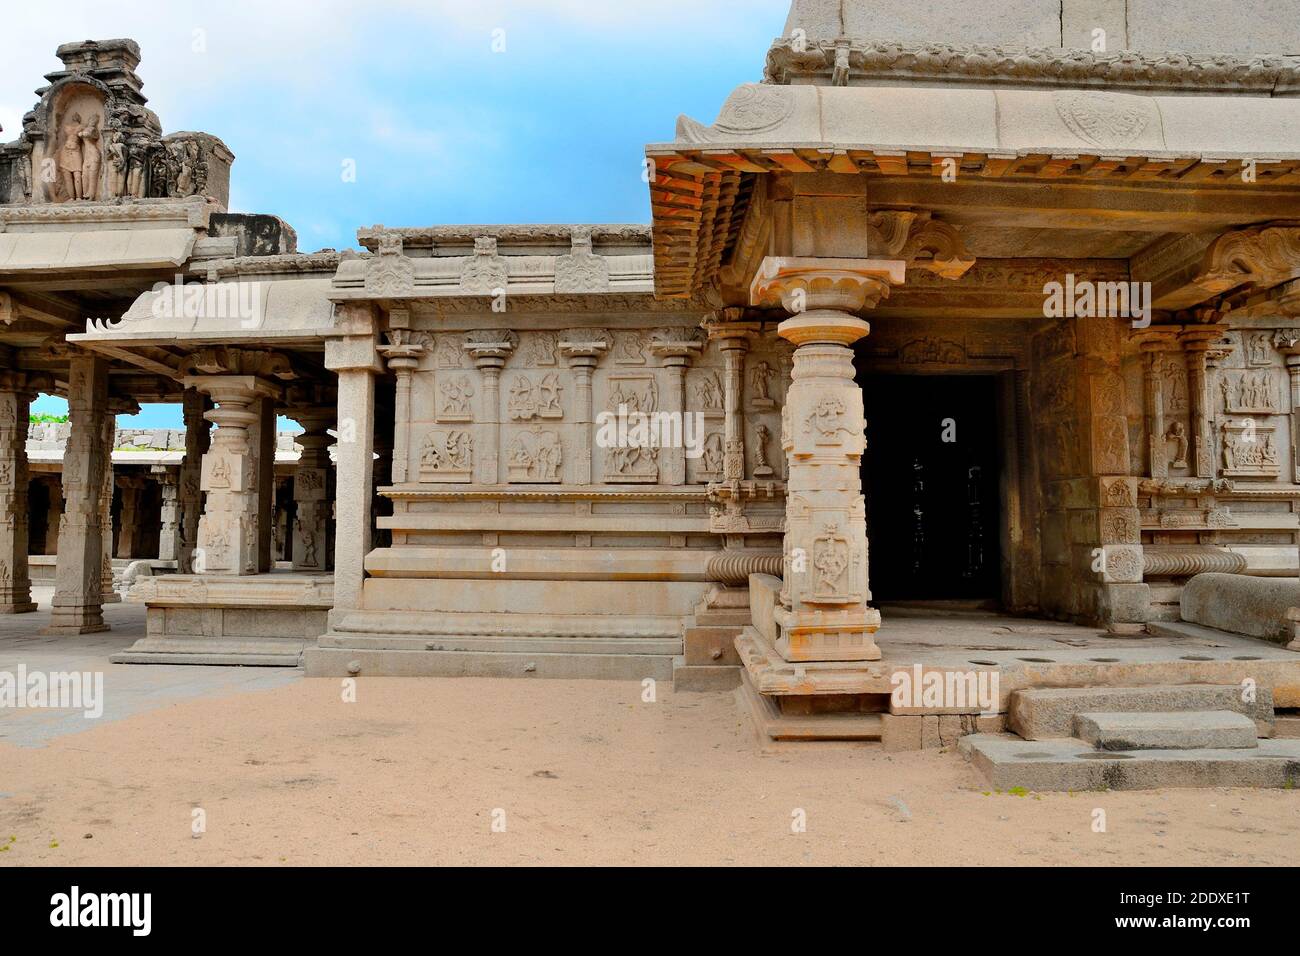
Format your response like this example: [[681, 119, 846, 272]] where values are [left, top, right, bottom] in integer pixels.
[[861, 374, 1002, 603]]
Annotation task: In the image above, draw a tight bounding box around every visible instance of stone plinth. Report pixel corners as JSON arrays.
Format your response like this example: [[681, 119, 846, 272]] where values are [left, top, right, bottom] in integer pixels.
[[113, 573, 334, 665]]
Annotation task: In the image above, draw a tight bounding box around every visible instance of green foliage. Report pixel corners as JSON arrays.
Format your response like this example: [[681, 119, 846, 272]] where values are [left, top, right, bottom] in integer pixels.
[[29, 412, 69, 424]]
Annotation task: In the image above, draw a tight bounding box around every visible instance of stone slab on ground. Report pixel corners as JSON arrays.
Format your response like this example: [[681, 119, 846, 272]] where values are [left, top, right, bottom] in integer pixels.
[[1074, 710, 1259, 751], [1009, 684, 1273, 739], [672, 660, 741, 691], [959, 733, 1300, 791]]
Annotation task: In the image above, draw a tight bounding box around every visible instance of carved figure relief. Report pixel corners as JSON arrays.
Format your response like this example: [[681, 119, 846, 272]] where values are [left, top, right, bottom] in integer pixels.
[[699, 433, 724, 478], [753, 423, 774, 478], [1246, 332, 1272, 366], [419, 430, 474, 482], [1165, 421, 1189, 469], [435, 335, 469, 369], [811, 523, 853, 602], [613, 331, 647, 365], [438, 375, 475, 422], [1161, 356, 1188, 413], [749, 360, 777, 410], [803, 396, 851, 444], [525, 331, 558, 366], [1220, 422, 1279, 477], [507, 374, 563, 421], [1222, 371, 1277, 414], [692, 371, 724, 416], [899, 337, 965, 365], [507, 430, 563, 483]]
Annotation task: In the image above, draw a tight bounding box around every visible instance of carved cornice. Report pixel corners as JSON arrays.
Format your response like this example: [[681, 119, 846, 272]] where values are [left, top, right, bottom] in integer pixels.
[[764, 37, 1300, 95], [0, 196, 214, 230]]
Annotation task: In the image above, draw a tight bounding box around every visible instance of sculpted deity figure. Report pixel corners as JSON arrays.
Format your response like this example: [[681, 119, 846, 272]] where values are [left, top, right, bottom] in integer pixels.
[[106, 125, 128, 198], [79, 115, 102, 200], [57, 112, 86, 200]]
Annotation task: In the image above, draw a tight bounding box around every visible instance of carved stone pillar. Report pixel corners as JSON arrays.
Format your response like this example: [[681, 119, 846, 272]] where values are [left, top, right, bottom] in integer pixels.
[[752, 256, 904, 662], [649, 330, 703, 486], [1273, 329, 1300, 483], [1135, 330, 1178, 477], [290, 407, 334, 572], [177, 389, 210, 574], [153, 465, 180, 562], [706, 313, 756, 481], [464, 330, 517, 485], [47, 355, 111, 634], [249, 396, 276, 573], [0, 372, 37, 613], [114, 473, 147, 558], [560, 330, 610, 485], [44, 478, 62, 556], [1181, 327, 1230, 479], [379, 328, 424, 484], [100, 398, 136, 602], [326, 323, 383, 618], [185, 375, 281, 575]]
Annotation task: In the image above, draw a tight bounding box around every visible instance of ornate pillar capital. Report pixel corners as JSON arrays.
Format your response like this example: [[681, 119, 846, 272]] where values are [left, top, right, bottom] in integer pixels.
[[750, 256, 905, 315]]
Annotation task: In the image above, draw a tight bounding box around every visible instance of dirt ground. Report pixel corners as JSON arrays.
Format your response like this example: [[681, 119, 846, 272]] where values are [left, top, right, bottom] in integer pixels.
[[2, 675, 1297, 866]]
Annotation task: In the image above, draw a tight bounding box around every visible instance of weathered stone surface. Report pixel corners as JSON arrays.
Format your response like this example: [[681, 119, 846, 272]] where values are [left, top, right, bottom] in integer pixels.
[[1009, 684, 1273, 740], [1181, 573, 1300, 644], [1074, 710, 1259, 751], [960, 734, 1300, 791]]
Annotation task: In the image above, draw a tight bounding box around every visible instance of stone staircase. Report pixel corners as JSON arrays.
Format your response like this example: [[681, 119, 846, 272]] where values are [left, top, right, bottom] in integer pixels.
[[302, 609, 684, 680], [960, 684, 1300, 790]]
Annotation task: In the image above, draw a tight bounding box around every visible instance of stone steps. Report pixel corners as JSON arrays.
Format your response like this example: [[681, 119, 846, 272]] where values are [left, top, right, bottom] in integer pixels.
[[1009, 684, 1273, 739], [332, 609, 683, 640], [316, 632, 683, 656], [962, 683, 1293, 790], [111, 637, 307, 666], [302, 644, 676, 681], [1074, 710, 1258, 751]]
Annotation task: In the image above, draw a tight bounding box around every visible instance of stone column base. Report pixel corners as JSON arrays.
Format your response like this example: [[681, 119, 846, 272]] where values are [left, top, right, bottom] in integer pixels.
[[0, 601, 39, 614]]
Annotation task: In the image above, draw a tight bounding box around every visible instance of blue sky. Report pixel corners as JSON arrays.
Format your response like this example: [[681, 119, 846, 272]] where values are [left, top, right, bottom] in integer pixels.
[[4, 0, 791, 427]]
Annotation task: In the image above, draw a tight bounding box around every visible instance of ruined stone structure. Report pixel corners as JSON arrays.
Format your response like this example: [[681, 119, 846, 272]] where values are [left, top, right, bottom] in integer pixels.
[[3, 6, 1300, 759]]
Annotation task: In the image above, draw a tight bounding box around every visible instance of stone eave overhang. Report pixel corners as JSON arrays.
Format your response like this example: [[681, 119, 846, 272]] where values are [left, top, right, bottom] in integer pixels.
[[646, 82, 1300, 298], [764, 38, 1300, 96]]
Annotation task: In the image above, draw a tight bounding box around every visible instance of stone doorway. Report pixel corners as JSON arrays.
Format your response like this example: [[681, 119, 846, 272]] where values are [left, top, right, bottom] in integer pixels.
[[861, 373, 1002, 603]]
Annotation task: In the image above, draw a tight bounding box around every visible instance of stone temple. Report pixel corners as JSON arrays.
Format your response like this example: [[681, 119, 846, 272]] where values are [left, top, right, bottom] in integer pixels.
[[3, 1, 1300, 781]]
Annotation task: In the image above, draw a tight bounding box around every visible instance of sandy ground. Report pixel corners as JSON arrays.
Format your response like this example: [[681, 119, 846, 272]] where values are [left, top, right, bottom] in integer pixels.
[[2, 672, 1298, 866]]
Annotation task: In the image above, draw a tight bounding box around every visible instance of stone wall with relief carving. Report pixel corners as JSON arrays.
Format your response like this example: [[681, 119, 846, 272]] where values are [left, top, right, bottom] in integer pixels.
[[1121, 321, 1300, 586], [379, 315, 791, 561]]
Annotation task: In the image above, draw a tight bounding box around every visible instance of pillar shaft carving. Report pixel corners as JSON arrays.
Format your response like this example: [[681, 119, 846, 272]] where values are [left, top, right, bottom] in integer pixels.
[[560, 330, 610, 485], [650, 329, 704, 486], [48, 354, 111, 633], [379, 329, 425, 485], [289, 406, 334, 571], [751, 256, 905, 663], [185, 375, 281, 575], [0, 373, 37, 613], [177, 389, 210, 574], [704, 310, 758, 482], [464, 330, 518, 485], [153, 466, 180, 562]]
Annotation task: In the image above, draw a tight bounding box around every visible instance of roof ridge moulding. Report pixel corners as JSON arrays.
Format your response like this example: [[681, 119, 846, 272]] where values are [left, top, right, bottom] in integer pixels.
[[764, 37, 1300, 96]]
